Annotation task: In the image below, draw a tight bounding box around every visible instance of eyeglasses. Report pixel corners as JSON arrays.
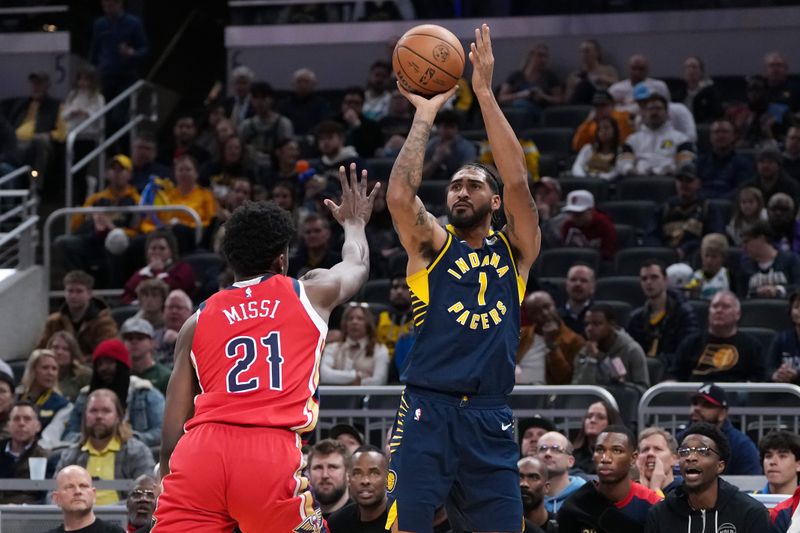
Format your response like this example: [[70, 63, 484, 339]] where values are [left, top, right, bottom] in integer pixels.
[[677, 446, 721, 458], [130, 489, 157, 500], [537, 444, 569, 455], [346, 302, 370, 309]]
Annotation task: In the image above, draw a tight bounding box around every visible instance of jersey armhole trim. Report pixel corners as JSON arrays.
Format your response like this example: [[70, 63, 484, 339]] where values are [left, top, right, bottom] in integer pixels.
[[496, 230, 526, 303], [296, 280, 330, 337]]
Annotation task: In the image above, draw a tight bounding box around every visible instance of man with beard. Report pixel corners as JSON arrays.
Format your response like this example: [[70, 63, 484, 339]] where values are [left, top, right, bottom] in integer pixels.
[[329, 446, 388, 532], [518, 456, 556, 533], [308, 439, 352, 520], [47, 465, 125, 533], [558, 425, 662, 533], [385, 24, 541, 533], [56, 389, 153, 505], [644, 422, 770, 532], [127, 475, 159, 532]]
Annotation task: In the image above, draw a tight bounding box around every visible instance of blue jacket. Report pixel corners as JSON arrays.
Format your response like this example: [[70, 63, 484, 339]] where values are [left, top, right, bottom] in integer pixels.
[[89, 13, 149, 81], [544, 475, 586, 513], [768, 329, 800, 383], [696, 150, 753, 199]]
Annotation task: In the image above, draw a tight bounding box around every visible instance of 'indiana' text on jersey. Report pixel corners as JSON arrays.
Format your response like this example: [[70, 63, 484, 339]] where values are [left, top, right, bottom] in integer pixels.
[[401, 226, 525, 396]]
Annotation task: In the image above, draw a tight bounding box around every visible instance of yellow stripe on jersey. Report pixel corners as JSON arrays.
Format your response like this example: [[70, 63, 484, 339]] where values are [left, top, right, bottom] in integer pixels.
[[406, 232, 453, 305], [495, 230, 526, 303], [386, 501, 398, 530]]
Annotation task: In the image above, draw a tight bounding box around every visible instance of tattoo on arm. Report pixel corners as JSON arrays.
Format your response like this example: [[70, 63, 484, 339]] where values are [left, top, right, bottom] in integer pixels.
[[414, 206, 427, 226], [395, 117, 432, 193]]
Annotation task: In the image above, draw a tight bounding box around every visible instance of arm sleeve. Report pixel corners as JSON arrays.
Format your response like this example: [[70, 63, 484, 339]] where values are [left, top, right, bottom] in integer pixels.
[[546, 340, 575, 385], [132, 389, 165, 447], [38, 404, 73, 450], [319, 344, 357, 384], [361, 345, 390, 386], [669, 335, 697, 381], [571, 144, 591, 177], [767, 334, 783, 378], [627, 345, 651, 388]]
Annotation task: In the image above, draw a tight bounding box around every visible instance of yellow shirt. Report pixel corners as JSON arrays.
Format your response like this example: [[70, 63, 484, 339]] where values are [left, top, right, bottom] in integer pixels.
[[376, 311, 412, 358], [15, 100, 67, 143], [163, 185, 217, 228], [82, 436, 121, 505]]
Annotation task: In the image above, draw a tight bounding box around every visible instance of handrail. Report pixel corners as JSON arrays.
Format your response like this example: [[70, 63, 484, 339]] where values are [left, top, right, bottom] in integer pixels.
[[0, 479, 134, 490], [0, 165, 31, 188], [44, 205, 202, 296], [0, 216, 38, 269]]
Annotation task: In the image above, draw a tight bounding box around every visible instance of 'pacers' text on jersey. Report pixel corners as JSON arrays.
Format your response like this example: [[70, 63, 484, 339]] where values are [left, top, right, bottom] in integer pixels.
[[401, 226, 525, 396]]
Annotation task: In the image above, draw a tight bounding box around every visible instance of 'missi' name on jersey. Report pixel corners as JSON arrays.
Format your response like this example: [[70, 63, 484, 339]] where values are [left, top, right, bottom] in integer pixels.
[[222, 300, 281, 325]]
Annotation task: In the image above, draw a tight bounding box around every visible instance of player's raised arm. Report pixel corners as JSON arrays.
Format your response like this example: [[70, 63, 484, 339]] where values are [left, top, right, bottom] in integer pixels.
[[470, 24, 541, 278], [386, 83, 456, 271], [159, 314, 199, 480], [302, 163, 378, 319]]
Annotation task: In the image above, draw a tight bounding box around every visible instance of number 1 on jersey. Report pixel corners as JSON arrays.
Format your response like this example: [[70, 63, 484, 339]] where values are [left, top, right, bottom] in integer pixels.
[[226, 332, 284, 393], [477, 271, 488, 306]]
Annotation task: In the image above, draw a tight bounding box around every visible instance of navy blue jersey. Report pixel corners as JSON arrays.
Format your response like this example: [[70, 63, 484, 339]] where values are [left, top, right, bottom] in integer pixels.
[[400, 225, 525, 396]]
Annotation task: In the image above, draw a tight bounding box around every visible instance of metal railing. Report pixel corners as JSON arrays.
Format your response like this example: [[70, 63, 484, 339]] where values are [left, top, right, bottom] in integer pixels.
[[64, 80, 157, 215], [44, 205, 202, 298], [638, 382, 800, 440], [0, 166, 38, 270]]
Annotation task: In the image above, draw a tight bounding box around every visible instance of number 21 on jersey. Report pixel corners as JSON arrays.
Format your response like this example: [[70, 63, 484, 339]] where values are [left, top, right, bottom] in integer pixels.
[[225, 332, 284, 393]]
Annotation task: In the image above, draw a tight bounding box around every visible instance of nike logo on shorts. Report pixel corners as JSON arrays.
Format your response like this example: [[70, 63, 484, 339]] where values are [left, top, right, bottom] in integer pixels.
[[501, 422, 512, 431]]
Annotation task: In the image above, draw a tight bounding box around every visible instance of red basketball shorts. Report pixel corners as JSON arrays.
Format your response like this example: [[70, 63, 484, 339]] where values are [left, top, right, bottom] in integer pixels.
[[152, 423, 325, 533]]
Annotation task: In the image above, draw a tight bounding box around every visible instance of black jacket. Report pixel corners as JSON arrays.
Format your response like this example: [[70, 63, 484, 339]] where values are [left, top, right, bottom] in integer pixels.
[[644, 478, 769, 533], [628, 290, 698, 358], [558, 482, 649, 533]]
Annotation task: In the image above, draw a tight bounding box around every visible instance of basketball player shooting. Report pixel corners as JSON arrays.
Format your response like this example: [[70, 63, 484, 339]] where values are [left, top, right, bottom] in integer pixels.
[[384, 24, 541, 533], [153, 164, 378, 533]]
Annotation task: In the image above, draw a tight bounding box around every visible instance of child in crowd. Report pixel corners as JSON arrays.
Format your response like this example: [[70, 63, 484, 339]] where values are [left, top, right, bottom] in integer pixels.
[[688, 233, 732, 300], [726, 186, 767, 246]]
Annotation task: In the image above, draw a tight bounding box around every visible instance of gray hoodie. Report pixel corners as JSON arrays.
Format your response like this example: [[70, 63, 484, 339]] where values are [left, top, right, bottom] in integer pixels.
[[571, 328, 650, 392]]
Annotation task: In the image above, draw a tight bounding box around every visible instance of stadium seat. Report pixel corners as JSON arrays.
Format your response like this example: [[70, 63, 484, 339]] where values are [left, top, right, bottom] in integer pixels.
[[709, 199, 733, 224], [557, 176, 609, 203], [358, 279, 391, 305], [417, 180, 448, 212], [364, 157, 395, 181], [614, 224, 637, 249], [599, 200, 658, 230], [542, 105, 592, 129], [386, 251, 408, 276], [522, 128, 574, 156], [110, 305, 138, 327], [537, 153, 559, 178], [595, 276, 644, 306], [538, 277, 566, 307], [740, 299, 792, 331], [536, 248, 600, 278], [616, 177, 676, 203], [503, 106, 537, 131], [696, 123, 711, 153], [646, 357, 665, 385], [614, 247, 680, 276], [688, 299, 709, 331], [712, 75, 747, 104], [738, 326, 776, 350], [594, 299, 633, 328], [183, 252, 226, 279]]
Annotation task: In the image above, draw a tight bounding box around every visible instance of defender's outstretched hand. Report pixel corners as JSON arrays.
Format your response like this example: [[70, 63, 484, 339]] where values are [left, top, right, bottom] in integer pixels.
[[469, 24, 494, 96], [396, 81, 457, 119], [325, 163, 379, 226]]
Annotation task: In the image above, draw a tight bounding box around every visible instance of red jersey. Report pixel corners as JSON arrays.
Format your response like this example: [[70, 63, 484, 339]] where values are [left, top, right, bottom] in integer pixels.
[[185, 275, 328, 433]]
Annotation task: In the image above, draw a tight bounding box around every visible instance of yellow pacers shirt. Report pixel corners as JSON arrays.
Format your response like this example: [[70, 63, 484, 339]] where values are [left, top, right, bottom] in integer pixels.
[[82, 436, 121, 505]]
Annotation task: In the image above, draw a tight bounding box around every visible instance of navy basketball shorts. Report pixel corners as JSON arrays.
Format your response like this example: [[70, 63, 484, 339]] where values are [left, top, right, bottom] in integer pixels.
[[385, 387, 523, 533]]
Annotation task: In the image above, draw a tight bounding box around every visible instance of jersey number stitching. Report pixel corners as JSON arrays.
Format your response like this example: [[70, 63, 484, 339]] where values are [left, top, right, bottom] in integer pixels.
[[477, 271, 488, 306], [225, 333, 284, 393]]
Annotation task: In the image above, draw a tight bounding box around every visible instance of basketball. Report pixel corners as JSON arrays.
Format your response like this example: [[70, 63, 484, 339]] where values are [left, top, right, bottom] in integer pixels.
[[392, 24, 465, 97]]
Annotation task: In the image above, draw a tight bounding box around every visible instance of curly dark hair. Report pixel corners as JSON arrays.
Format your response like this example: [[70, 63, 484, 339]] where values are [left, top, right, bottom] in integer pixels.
[[221, 201, 296, 278], [682, 422, 731, 465]]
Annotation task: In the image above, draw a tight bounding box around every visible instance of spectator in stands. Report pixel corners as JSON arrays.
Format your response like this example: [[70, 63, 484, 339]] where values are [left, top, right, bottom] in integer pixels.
[[89, 0, 147, 98], [518, 456, 557, 533], [560, 190, 617, 260], [633, 81, 698, 143], [321, 304, 390, 385], [211, 176, 254, 248], [570, 116, 621, 181], [277, 68, 332, 136], [688, 233, 733, 300], [0, 402, 47, 504], [130, 131, 170, 192], [757, 431, 800, 495], [0, 115, 20, 176], [534, 178, 568, 249], [646, 422, 770, 532], [17, 350, 72, 450], [565, 39, 619, 104], [64, 339, 164, 447], [422, 110, 477, 181], [559, 425, 662, 532], [764, 51, 800, 112], [727, 75, 793, 150], [329, 424, 364, 455], [262, 138, 301, 190], [126, 474, 159, 533], [224, 65, 255, 127], [671, 292, 766, 382], [315, 120, 363, 184], [743, 147, 800, 205], [498, 42, 563, 118], [46, 331, 92, 403], [56, 389, 154, 505], [308, 439, 352, 519], [739, 221, 800, 298], [288, 213, 340, 278], [726, 186, 767, 246], [696, 119, 754, 199], [784, 126, 800, 181], [618, 90, 695, 177], [10, 71, 67, 186], [121, 318, 170, 395], [770, 486, 800, 533], [199, 136, 256, 200], [536, 431, 586, 512], [572, 89, 634, 152], [328, 445, 388, 532], [629, 259, 698, 359], [38, 271, 118, 355], [375, 275, 413, 359], [673, 56, 723, 124], [377, 89, 413, 155], [194, 102, 226, 161], [519, 416, 557, 458], [0, 372, 16, 437], [238, 81, 294, 170], [571, 400, 625, 475], [121, 229, 195, 304], [362, 60, 392, 121], [645, 163, 724, 258], [637, 426, 681, 494], [48, 465, 125, 533], [517, 291, 584, 385], [768, 193, 797, 251], [609, 54, 669, 114], [155, 290, 193, 365], [559, 263, 596, 337], [158, 114, 211, 167], [131, 278, 168, 332], [769, 291, 800, 385], [334, 86, 382, 159]]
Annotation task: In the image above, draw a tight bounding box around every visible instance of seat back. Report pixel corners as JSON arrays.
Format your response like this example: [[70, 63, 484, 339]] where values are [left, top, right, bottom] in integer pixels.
[[595, 276, 644, 306], [616, 177, 676, 203], [615, 247, 680, 276], [598, 200, 657, 229], [536, 248, 601, 278], [740, 299, 792, 330]]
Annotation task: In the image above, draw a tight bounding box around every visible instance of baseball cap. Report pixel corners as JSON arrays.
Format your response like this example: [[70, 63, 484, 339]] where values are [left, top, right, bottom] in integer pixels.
[[675, 162, 699, 180], [633, 81, 669, 104], [562, 189, 595, 213], [121, 317, 155, 338], [757, 147, 783, 165], [591, 90, 613, 106], [518, 415, 556, 437], [110, 154, 133, 171], [692, 383, 728, 408], [329, 423, 364, 445]]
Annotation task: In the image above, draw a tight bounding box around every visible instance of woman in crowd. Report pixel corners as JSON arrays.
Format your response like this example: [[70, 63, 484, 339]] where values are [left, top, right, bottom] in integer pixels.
[[122, 229, 195, 304], [200, 135, 256, 200], [45, 331, 92, 402], [321, 304, 390, 385], [0, 372, 15, 438], [195, 101, 227, 159], [571, 116, 620, 180], [565, 39, 619, 104], [768, 291, 800, 385], [264, 138, 302, 190], [726, 186, 767, 246], [132, 277, 170, 332], [17, 350, 73, 450], [571, 400, 624, 474], [673, 55, 723, 124], [498, 43, 563, 119]]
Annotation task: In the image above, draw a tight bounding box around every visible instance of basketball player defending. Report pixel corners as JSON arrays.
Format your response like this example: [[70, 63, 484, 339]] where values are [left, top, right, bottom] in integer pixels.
[[385, 25, 541, 533], [153, 164, 378, 533]]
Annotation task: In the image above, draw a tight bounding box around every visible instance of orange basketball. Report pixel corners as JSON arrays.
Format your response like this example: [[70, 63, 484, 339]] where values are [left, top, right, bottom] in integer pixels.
[[392, 24, 465, 97]]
